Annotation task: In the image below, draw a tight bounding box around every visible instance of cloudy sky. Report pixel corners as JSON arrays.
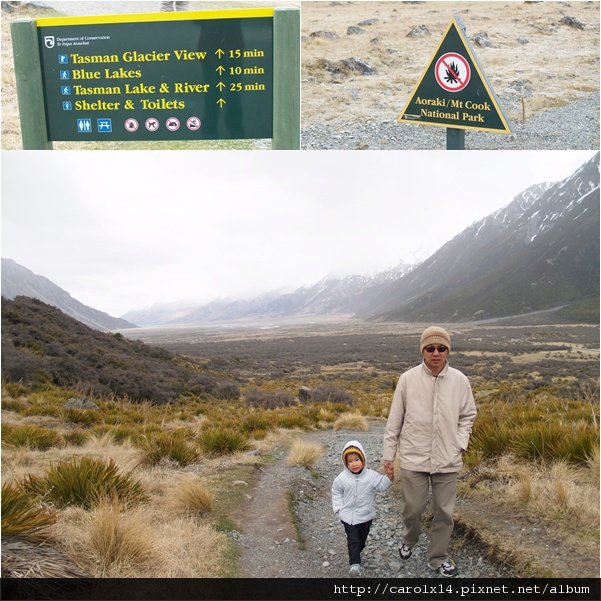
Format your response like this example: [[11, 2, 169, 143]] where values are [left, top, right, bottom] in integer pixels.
[[1, 150, 596, 317]]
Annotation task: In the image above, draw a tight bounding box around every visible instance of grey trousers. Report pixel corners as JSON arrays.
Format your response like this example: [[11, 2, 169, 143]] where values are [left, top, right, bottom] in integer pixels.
[[399, 469, 458, 568]]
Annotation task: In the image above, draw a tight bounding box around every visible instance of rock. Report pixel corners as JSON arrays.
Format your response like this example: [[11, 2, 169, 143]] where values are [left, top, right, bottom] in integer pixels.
[[64, 396, 99, 410], [309, 30, 339, 40], [340, 57, 377, 76], [472, 31, 493, 47], [517, 37, 530, 45], [347, 26, 365, 36], [406, 24, 430, 38], [559, 16, 585, 30], [358, 18, 379, 26]]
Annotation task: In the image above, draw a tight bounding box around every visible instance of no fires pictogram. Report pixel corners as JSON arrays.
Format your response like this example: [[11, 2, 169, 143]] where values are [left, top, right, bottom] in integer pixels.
[[435, 52, 470, 92]]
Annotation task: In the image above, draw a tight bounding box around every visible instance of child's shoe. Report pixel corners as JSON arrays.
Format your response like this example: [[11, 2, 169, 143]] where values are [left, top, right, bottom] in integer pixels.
[[349, 564, 363, 577]]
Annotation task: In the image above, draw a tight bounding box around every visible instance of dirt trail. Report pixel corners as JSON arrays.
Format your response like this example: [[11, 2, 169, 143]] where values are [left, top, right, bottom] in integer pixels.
[[236, 447, 316, 577], [235, 423, 598, 579], [236, 424, 511, 579]]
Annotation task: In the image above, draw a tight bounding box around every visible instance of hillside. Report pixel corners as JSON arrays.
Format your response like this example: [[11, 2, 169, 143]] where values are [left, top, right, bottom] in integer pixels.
[[1, 258, 136, 331], [1, 296, 237, 404], [361, 152, 600, 323]]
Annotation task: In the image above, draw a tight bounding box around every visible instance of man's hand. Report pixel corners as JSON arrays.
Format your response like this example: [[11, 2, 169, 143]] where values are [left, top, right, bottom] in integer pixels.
[[383, 459, 394, 481]]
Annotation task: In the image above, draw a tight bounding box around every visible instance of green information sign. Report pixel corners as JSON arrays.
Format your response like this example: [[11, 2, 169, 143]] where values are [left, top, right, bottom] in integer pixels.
[[36, 9, 274, 141], [398, 17, 512, 134]]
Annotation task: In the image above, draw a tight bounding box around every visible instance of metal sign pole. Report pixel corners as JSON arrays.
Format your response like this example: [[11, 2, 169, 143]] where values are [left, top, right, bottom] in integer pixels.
[[446, 127, 465, 150]]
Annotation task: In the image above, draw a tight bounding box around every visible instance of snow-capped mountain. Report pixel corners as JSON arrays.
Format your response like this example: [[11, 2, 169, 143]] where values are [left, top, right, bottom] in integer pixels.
[[360, 152, 599, 323], [123, 260, 415, 326]]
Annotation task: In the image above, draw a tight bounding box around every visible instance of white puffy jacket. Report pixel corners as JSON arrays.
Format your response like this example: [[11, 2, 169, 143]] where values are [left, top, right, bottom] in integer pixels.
[[331, 440, 392, 525]]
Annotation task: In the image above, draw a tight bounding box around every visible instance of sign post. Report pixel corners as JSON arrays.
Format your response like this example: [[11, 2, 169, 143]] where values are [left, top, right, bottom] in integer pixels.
[[12, 7, 299, 149], [398, 16, 512, 149], [11, 19, 52, 149]]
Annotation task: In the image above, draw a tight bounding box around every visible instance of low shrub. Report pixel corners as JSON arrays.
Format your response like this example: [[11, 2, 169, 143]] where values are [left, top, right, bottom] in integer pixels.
[[311, 385, 354, 405], [214, 382, 241, 401], [244, 387, 296, 409], [21, 457, 147, 510]]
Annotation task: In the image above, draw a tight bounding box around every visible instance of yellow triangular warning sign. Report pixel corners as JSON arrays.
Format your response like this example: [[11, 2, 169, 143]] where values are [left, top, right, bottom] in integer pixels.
[[398, 17, 512, 134]]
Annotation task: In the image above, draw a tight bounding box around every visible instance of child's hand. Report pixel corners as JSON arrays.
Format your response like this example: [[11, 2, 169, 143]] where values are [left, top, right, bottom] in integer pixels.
[[383, 459, 394, 481]]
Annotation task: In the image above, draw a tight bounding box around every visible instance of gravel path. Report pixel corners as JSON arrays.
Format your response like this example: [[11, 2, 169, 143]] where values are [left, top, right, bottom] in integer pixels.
[[301, 92, 600, 150], [238, 422, 515, 578]]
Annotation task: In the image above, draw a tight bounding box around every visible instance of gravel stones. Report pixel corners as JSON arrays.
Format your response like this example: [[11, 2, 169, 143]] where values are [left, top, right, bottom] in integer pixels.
[[302, 92, 600, 150]]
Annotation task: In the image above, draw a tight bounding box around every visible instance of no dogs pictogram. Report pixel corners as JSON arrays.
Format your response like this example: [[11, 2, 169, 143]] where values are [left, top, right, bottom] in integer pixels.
[[435, 53, 470, 92]]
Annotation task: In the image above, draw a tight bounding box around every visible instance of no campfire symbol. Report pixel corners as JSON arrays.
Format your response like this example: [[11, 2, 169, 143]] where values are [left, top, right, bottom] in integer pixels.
[[435, 52, 470, 92]]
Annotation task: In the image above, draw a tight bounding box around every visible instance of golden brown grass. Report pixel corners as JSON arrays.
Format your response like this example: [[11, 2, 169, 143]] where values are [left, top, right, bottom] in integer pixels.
[[164, 476, 214, 515], [302, 1, 600, 126], [286, 439, 323, 469], [462, 454, 600, 537], [86, 501, 158, 577], [332, 413, 369, 432]]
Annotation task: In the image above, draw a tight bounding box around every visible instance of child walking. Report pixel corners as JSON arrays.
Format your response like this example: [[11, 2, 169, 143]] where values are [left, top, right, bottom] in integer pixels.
[[332, 440, 392, 576]]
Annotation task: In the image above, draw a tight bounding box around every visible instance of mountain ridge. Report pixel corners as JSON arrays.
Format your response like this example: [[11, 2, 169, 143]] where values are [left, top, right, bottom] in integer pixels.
[[362, 153, 599, 322], [1, 258, 136, 331]]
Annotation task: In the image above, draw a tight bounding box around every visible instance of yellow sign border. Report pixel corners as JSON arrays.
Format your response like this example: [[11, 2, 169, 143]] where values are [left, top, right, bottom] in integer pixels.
[[36, 8, 275, 28], [397, 18, 512, 135]]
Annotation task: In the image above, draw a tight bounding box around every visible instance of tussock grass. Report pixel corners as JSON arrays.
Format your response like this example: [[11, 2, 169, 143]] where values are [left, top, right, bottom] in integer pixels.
[[2, 424, 62, 450], [164, 477, 214, 516], [87, 501, 158, 577], [466, 396, 599, 467], [1, 482, 56, 541], [21, 457, 147, 510], [332, 413, 369, 432], [462, 454, 600, 535], [286, 439, 323, 469], [136, 433, 199, 467], [197, 427, 250, 455]]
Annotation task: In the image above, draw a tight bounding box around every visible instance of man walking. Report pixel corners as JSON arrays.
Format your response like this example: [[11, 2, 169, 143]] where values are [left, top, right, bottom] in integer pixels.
[[383, 326, 476, 577]]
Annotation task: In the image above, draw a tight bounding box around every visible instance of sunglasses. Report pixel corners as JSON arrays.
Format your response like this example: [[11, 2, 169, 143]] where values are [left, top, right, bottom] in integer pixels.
[[424, 345, 448, 353]]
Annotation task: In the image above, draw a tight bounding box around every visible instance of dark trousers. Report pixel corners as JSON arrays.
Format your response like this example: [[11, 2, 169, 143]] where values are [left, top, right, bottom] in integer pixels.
[[342, 520, 372, 565]]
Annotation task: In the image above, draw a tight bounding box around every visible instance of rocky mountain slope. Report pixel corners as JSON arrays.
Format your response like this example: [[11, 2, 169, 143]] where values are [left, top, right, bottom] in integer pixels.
[[1, 258, 135, 331], [362, 152, 599, 322]]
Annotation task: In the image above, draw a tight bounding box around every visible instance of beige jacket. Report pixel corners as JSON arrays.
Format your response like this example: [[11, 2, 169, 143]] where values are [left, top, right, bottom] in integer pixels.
[[383, 361, 477, 473]]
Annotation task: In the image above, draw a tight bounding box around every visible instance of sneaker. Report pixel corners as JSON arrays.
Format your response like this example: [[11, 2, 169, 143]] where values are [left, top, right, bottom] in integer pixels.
[[430, 559, 458, 577], [349, 564, 363, 577], [399, 544, 413, 560]]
